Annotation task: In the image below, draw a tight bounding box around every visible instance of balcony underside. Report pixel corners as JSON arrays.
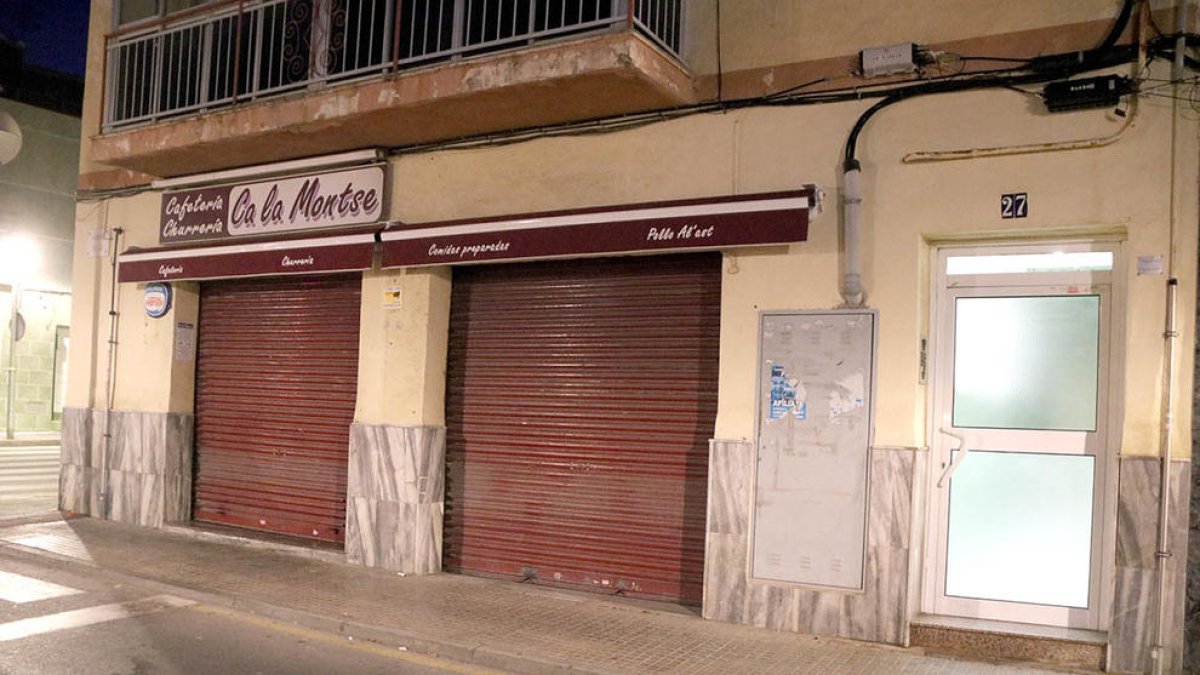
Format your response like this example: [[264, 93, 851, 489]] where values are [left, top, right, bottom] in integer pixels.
[[90, 32, 695, 179]]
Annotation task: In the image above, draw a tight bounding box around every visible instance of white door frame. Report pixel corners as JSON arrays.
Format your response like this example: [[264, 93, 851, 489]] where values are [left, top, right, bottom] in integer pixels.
[[921, 240, 1123, 631]]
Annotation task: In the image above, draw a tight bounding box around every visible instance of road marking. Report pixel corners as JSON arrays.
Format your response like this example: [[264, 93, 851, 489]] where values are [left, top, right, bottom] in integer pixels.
[[191, 604, 506, 674], [0, 570, 82, 604], [0, 595, 195, 641]]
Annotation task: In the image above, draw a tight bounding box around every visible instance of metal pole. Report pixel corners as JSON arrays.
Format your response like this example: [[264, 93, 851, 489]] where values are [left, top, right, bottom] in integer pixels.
[[4, 283, 18, 440]]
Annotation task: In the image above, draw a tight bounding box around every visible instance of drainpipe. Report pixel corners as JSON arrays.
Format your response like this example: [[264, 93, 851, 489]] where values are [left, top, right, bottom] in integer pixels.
[[99, 227, 123, 518], [841, 160, 864, 307], [1150, 278, 1179, 675], [1150, 2, 1191, 671]]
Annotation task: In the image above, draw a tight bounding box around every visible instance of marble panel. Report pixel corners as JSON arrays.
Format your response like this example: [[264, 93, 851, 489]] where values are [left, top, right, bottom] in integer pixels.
[[794, 587, 845, 637], [164, 413, 194, 477], [346, 498, 444, 574], [346, 497, 402, 569], [56, 409, 194, 528], [708, 439, 753, 535], [841, 546, 908, 643], [702, 532, 748, 623], [746, 584, 798, 632], [1110, 458, 1191, 674], [60, 407, 92, 466], [1111, 566, 1155, 674], [348, 423, 445, 505], [868, 448, 915, 549], [58, 464, 92, 513], [702, 443, 914, 646], [163, 473, 193, 524]]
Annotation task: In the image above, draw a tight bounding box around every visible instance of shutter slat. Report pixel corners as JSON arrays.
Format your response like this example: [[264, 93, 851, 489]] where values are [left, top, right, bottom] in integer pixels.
[[444, 254, 720, 604], [193, 275, 361, 543]]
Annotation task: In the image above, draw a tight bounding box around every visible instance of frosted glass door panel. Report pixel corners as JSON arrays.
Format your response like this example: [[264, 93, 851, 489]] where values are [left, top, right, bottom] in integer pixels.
[[953, 296, 1099, 431], [945, 450, 1094, 608]]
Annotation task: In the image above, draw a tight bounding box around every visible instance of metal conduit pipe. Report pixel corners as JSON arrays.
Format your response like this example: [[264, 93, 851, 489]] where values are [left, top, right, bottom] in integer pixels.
[[1150, 4, 1191, 671], [1151, 278, 1179, 675], [100, 227, 124, 518]]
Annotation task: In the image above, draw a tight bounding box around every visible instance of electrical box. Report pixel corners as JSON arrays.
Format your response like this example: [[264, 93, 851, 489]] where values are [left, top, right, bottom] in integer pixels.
[[752, 310, 877, 590], [860, 43, 916, 77], [1042, 75, 1133, 113]]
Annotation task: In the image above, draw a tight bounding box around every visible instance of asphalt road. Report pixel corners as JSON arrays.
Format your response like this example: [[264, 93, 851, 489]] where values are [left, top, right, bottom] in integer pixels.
[[0, 554, 500, 675], [0, 444, 59, 519]]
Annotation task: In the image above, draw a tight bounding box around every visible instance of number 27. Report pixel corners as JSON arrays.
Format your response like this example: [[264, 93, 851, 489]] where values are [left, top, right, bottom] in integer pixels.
[[1001, 193, 1028, 219]]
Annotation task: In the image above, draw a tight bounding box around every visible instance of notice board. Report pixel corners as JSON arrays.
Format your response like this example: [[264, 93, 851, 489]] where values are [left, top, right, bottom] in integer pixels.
[[752, 310, 877, 589]]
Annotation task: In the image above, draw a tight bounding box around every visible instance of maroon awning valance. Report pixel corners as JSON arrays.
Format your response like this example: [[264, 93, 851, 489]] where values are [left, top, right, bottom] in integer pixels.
[[118, 230, 377, 283], [380, 188, 816, 268]]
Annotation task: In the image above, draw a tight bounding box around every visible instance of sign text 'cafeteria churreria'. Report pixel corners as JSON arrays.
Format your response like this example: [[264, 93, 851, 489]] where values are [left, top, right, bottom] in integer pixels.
[[159, 166, 384, 244]]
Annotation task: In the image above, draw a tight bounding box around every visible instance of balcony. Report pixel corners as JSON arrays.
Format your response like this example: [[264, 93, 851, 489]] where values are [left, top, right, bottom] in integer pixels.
[[93, 0, 694, 180]]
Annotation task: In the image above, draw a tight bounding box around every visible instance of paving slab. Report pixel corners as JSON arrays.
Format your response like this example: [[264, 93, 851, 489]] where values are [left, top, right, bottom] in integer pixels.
[[0, 516, 1080, 675]]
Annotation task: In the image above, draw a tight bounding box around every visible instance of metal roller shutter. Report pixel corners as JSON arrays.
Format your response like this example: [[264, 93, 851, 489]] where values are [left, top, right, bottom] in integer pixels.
[[193, 274, 361, 544], [444, 253, 721, 603]]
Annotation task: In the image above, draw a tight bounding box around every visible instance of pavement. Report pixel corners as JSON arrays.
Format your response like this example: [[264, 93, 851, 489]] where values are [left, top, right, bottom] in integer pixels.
[[0, 512, 1086, 675]]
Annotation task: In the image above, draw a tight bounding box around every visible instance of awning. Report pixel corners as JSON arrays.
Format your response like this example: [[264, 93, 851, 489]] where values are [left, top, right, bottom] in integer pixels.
[[380, 188, 817, 268], [118, 230, 377, 283]]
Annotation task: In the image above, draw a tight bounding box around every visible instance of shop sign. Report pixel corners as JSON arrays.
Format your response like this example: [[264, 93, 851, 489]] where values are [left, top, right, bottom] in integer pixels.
[[380, 190, 814, 268], [144, 282, 173, 318], [159, 166, 385, 244]]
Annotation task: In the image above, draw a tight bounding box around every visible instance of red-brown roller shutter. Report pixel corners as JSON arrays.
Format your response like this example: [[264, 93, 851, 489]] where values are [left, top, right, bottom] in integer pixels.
[[193, 274, 361, 544], [444, 253, 720, 604]]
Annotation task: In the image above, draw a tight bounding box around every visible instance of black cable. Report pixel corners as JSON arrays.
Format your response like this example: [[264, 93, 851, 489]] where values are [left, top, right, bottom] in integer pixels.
[[843, 94, 907, 170], [1099, 0, 1135, 50], [958, 56, 1034, 64]]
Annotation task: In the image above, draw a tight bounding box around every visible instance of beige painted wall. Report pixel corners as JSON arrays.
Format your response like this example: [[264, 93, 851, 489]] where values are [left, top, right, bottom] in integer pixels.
[[680, 0, 1169, 76], [67, 45, 1197, 460], [355, 266, 451, 426], [67, 192, 199, 414], [386, 63, 1196, 459]]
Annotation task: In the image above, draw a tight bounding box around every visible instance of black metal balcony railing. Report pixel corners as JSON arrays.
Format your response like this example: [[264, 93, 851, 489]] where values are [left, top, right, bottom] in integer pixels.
[[104, 0, 684, 131]]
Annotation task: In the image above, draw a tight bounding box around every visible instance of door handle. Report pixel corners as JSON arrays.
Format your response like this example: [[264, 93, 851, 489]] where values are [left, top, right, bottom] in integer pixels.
[[936, 427, 968, 488]]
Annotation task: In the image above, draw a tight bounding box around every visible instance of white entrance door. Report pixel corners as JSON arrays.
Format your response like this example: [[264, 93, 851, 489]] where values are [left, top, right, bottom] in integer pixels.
[[925, 244, 1117, 629]]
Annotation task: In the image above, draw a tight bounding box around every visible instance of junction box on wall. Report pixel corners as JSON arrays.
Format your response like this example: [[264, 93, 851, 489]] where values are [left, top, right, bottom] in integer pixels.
[[860, 43, 917, 77]]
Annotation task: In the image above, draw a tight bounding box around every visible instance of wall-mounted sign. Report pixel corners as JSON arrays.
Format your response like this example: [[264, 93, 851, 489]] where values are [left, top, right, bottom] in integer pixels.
[[144, 282, 173, 318], [1000, 192, 1028, 219], [380, 190, 815, 268], [118, 232, 377, 283], [159, 165, 385, 244]]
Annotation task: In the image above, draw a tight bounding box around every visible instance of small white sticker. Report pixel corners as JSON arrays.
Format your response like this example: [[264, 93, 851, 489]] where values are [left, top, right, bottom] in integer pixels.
[[174, 322, 196, 361], [86, 228, 107, 258], [1137, 255, 1164, 276], [383, 286, 403, 308]]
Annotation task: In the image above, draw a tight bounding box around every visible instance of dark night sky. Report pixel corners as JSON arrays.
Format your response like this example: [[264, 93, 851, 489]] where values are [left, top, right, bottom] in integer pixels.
[[0, 0, 91, 77]]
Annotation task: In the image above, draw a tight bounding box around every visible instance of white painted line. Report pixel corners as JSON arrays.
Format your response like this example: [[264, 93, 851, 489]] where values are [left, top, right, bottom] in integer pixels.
[[0, 595, 195, 641], [0, 571, 82, 604]]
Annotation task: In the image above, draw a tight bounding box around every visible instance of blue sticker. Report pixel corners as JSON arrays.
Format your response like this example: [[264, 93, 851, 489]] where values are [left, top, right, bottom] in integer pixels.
[[144, 282, 173, 319], [768, 365, 805, 420]]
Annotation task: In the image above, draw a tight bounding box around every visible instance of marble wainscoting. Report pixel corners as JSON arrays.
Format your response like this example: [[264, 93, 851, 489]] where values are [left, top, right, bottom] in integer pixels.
[[703, 440, 914, 644], [1110, 457, 1191, 674], [59, 407, 193, 528], [345, 423, 445, 574]]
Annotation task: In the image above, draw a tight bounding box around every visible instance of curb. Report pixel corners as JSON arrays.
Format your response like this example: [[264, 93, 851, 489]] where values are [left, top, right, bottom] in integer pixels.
[[0, 534, 593, 675]]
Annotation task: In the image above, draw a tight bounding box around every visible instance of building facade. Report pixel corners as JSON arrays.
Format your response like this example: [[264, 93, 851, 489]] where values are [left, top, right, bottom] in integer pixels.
[[66, 1, 1199, 673], [0, 38, 82, 436]]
